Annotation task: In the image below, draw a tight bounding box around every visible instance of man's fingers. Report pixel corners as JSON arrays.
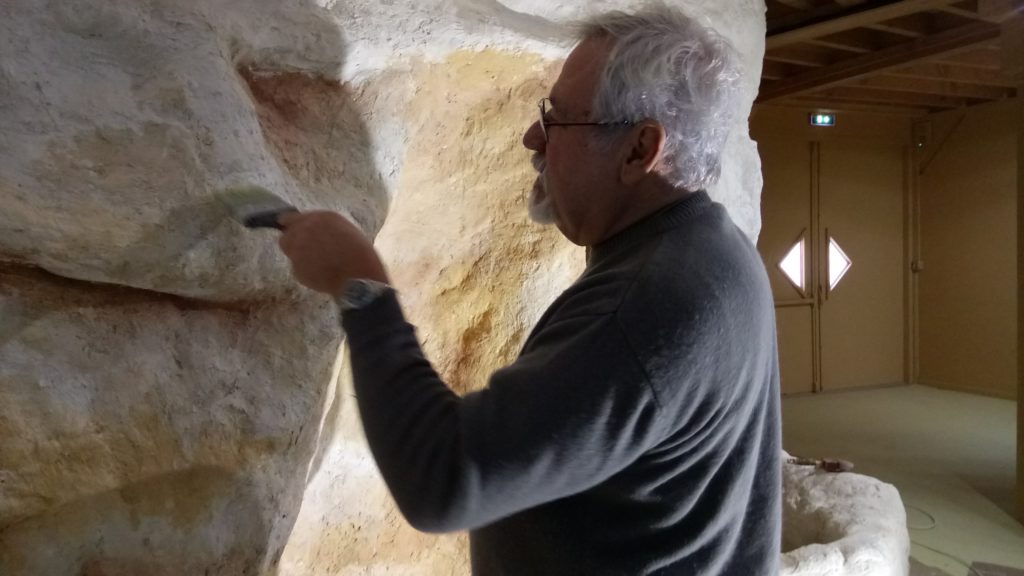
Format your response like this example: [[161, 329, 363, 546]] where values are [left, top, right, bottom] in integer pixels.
[[277, 210, 303, 229], [278, 229, 296, 256]]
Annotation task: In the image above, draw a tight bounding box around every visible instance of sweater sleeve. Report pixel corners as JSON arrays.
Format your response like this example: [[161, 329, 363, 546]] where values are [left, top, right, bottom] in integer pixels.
[[341, 289, 664, 533]]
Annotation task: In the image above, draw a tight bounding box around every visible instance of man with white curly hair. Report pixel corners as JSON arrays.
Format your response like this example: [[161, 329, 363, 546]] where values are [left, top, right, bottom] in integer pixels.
[[277, 4, 781, 574]]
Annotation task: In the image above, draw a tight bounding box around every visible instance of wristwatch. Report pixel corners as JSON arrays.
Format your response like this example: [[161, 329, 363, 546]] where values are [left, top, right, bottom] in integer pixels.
[[335, 278, 392, 311]]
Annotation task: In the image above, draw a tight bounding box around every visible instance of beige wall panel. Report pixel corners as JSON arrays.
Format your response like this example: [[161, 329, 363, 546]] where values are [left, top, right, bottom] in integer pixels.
[[820, 140, 906, 390], [777, 307, 816, 395], [919, 99, 1020, 400]]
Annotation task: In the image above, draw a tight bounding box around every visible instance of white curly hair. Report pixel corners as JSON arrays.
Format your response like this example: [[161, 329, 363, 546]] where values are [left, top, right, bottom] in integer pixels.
[[576, 4, 744, 192]]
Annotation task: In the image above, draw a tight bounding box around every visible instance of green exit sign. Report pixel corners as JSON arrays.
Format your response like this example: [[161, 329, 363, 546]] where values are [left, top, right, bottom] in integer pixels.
[[810, 113, 836, 127]]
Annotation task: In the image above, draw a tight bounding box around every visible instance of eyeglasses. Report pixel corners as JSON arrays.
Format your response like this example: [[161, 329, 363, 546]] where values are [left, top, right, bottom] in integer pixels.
[[537, 97, 633, 142]]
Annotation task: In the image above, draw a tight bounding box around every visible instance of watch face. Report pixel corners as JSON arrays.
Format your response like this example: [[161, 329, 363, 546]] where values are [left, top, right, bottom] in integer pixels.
[[340, 279, 387, 310], [350, 281, 372, 304]]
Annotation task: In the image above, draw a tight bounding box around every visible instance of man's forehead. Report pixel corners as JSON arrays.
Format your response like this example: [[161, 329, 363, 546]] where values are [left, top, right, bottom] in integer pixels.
[[550, 35, 614, 107]]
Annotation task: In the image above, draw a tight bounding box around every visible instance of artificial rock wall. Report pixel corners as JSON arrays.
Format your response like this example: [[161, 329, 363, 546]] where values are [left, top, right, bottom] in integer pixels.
[[0, 1, 766, 574]]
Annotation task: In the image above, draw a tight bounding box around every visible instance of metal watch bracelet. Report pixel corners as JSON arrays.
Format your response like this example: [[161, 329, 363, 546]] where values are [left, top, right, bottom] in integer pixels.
[[334, 278, 392, 311]]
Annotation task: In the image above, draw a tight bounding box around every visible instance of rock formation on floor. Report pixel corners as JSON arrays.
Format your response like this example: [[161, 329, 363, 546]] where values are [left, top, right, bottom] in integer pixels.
[[781, 456, 910, 576]]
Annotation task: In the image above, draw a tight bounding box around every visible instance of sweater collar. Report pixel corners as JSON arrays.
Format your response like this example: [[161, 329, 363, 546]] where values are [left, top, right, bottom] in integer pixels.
[[589, 190, 712, 264]]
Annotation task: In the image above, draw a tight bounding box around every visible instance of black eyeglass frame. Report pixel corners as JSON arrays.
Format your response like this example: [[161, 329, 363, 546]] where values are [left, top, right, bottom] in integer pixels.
[[538, 97, 634, 142]]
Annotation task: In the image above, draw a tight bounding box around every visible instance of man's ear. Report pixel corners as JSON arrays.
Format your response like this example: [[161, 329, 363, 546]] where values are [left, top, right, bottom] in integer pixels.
[[620, 121, 666, 185]]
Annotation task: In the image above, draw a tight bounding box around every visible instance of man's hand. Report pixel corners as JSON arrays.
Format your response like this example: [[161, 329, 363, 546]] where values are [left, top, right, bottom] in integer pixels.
[[277, 211, 389, 295]]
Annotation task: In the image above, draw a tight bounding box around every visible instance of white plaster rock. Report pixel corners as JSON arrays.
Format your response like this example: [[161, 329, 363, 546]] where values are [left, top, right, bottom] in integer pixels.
[[0, 0, 388, 301], [0, 266, 341, 573], [781, 459, 911, 576], [0, 0, 765, 303]]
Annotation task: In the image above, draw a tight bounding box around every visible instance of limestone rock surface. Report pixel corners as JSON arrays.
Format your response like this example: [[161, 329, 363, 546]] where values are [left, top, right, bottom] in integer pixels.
[[0, 0, 388, 301], [781, 459, 911, 576], [279, 50, 583, 574], [1, 0, 370, 572], [0, 266, 340, 574]]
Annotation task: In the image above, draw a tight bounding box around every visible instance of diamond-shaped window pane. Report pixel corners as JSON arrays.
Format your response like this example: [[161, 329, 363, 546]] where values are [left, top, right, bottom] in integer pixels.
[[828, 237, 852, 291], [779, 238, 805, 293]]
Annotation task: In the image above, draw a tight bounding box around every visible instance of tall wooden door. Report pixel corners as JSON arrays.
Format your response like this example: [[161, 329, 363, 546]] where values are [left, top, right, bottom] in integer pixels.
[[818, 141, 905, 390], [758, 138, 906, 394]]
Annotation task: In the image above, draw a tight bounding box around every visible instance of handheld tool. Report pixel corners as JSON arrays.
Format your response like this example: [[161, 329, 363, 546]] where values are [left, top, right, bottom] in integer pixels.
[[786, 456, 854, 473], [217, 185, 299, 230]]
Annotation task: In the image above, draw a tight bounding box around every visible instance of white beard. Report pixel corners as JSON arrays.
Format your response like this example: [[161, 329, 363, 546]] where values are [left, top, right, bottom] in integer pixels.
[[528, 173, 557, 225]]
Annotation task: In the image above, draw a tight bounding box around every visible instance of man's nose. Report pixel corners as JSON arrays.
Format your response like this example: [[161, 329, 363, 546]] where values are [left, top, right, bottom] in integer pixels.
[[523, 120, 545, 152]]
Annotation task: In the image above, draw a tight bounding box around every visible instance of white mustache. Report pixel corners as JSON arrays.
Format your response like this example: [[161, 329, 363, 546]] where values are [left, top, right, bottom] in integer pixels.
[[532, 154, 545, 173]]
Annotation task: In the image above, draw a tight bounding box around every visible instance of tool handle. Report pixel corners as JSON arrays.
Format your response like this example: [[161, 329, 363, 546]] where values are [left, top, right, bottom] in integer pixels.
[[243, 208, 299, 230]]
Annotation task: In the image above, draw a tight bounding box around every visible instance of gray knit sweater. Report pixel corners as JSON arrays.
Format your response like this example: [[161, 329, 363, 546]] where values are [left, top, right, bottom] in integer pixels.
[[341, 190, 781, 575]]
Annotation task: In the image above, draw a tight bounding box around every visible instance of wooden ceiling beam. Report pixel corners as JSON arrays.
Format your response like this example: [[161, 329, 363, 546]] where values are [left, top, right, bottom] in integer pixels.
[[887, 61, 1019, 85], [805, 28, 887, 52], [766, 97, 930, 114], [938, 0, 1024, 21], [807, 38, 875, 53], [757, 21, 1002, 101], [765, 0, 803, 21], [762, 60, 802, 80], [764, 45, 838, 67], [930, 44, 1003, 68], [814, 85, 971, 107], [771, 0, 816, 9], [858, 9, 983, 36], [864, 12, 936, 37], [935, 6, 988, 17], [855, 73, 1014, 98], [767, 0, 958, 49], [979, 0, 1024, 22], [865, 22, 927, 36], [936, 1, 986, 19]]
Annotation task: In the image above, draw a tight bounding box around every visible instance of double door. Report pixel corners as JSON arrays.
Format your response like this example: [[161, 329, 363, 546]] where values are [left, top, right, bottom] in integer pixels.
[[758, 139, 907, 394]]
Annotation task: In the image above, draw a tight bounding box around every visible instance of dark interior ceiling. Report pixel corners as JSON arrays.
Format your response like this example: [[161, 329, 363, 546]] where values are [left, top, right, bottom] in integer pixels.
[[758, 0, 1024, 114]]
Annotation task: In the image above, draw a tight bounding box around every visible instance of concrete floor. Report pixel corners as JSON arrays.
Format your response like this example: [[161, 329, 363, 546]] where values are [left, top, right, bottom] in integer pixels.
[[782, 385, 1023, 576]]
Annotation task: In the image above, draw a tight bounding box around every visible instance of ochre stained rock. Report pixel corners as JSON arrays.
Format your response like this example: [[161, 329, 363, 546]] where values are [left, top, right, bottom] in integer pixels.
[[279, 49, 584, 575]]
